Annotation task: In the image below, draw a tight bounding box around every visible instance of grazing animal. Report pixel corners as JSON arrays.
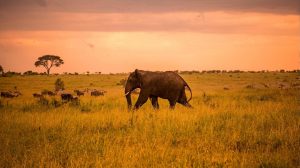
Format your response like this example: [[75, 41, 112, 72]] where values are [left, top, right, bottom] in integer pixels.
[[74, 90, 84, 96], [1, 91, 15, 98], [47, 91, 56, 96], [125, 69, 192, 110], [41, 90, 56, 96], [61, 93, 73, 102], [33, 93, 43, 98], [83, 88, 90, 93], [13, 91, 22, 96], [61, 93, 79, 102], [91, 90, 105, 96], [72, 96, 79, 102], [1, 91, 21, 98]]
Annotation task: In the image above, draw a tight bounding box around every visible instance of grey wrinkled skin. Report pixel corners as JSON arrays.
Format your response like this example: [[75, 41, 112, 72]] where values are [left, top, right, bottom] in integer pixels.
[[125, 69, 192, 110]]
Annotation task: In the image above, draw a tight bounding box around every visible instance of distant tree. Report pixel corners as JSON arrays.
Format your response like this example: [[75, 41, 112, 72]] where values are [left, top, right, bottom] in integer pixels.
[[4, 71, 21, 77], [34, 55, 64, 75], [280, 69, 285, 73], [0, 65, 3, 75], [23, 70, 39, 75]]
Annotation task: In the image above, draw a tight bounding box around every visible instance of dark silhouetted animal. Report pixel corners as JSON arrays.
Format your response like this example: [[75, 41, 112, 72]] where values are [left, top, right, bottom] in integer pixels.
[[1, 91, 15, 98], [61, 93, 79, 103], [91, 90, 105, 96], [61, 93, 73, 101], [1, 91, 21, 98], [41, 90, 56, 96], [47, 91, 56, 96], [74, 90, 84, 96], [72, 96, 79, 102], [83, 88, 90, 93], [125, 69, 192, 110], [33, 93, 43, 98]]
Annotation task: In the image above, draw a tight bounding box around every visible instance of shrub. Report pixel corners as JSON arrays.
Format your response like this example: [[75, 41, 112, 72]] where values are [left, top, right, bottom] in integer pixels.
[[117, 78, 127, 87], [55, 78, 65, 91]]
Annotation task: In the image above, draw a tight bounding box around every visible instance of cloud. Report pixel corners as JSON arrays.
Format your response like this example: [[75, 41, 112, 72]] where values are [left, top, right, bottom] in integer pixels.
[[0, 0, 299, 14], [34, 0, 47, 7], [0, 0, 298, 34], [0, 11, 298, 36], [82, 40, 95, 49]]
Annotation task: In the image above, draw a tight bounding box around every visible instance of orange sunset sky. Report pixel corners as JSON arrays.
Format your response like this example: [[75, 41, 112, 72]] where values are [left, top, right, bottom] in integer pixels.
[[0, 0, 299, 73]]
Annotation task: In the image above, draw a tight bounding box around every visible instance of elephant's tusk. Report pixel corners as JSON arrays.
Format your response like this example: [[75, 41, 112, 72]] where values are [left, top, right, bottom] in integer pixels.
[[125, 91, 130, 96]]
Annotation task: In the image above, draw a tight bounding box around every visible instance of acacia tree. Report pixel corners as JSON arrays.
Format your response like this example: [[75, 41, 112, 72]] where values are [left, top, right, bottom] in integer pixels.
[[34, 55, 64, 75]]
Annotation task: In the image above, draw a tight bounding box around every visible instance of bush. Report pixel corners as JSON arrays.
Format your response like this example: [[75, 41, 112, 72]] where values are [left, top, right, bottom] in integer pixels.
[[55, 78, 65, 91], [117, 79, 127, 87], [2, 71, 21, 77]]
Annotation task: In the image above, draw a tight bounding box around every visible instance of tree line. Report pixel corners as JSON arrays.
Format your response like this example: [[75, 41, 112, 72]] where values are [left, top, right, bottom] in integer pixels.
[[0, 54, 299, 77]]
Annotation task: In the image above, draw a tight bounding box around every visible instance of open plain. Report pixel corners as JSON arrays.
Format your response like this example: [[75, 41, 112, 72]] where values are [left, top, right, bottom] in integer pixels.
[[0, 72, 299, 167]]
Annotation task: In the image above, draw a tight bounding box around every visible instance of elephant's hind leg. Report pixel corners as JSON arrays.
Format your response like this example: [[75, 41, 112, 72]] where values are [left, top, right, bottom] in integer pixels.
[[150, 96, 159, 109], [168, 100, 177, 109]]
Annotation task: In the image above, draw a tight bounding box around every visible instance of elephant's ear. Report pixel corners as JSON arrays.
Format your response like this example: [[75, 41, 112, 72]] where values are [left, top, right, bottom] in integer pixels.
[[134, 69, 143, 85], [134, 69, 139, 75], [134, 69, 140, 79]]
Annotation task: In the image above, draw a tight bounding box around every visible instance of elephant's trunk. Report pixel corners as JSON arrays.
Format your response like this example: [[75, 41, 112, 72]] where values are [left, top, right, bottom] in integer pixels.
[[125, 84, 132, 110], [126, 94, 132, 110]]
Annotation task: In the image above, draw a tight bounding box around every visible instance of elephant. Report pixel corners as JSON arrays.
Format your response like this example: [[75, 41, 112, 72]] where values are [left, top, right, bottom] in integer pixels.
[[125, 69, 192, 110]]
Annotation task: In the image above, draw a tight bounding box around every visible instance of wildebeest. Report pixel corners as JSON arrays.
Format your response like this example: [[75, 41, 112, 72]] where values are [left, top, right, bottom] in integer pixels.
[[91, 90, 105, 96], [72, 96, 79, 102], [74, 90, 84, 96], [1, 91, 22, 98], [41, 90, 56, 96], [125, 69, 192, 110], [47, 91, 56, 96], [83, 88, 91, 93], [61, 93, 73, 101], [13, 91, 22, 96], [61, 93, 79, 102], [33, 93, 43, 98]]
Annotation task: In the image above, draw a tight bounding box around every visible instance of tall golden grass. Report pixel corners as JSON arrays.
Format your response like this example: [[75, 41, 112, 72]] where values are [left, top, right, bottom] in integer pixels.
[[0, 72, 299, 167]]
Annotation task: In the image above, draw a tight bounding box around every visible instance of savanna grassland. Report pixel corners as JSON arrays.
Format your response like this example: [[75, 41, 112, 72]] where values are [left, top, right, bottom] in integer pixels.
[[0, 72, 299, 168]]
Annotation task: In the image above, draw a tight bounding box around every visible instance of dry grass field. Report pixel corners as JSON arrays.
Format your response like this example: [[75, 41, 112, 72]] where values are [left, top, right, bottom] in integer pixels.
[[0, 72, 299, 167]]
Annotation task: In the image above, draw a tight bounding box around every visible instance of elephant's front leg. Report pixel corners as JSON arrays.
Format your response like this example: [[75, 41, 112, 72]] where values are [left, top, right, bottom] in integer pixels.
[[134, 90, 149, 110]]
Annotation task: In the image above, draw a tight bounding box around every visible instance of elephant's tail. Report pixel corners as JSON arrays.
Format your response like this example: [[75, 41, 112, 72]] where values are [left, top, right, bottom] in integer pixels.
[[185, 83, 192, 102]]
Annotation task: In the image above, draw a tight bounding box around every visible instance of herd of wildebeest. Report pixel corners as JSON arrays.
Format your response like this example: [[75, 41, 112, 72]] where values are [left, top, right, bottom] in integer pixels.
[[1, 88, 107, 103]]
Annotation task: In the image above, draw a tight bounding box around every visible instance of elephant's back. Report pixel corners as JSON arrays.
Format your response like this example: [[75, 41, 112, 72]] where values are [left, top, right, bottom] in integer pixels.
[[151, 71, 186, 87], [163, 71, 186, 83], [143, 71, 186, 99]]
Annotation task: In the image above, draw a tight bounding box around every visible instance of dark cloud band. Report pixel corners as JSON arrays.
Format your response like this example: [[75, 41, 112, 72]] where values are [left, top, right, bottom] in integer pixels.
[[0, 0, 299, 14]]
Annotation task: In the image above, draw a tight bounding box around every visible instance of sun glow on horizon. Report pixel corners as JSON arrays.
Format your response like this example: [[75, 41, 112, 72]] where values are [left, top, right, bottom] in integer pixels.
[[0, 10, 299, 73]]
